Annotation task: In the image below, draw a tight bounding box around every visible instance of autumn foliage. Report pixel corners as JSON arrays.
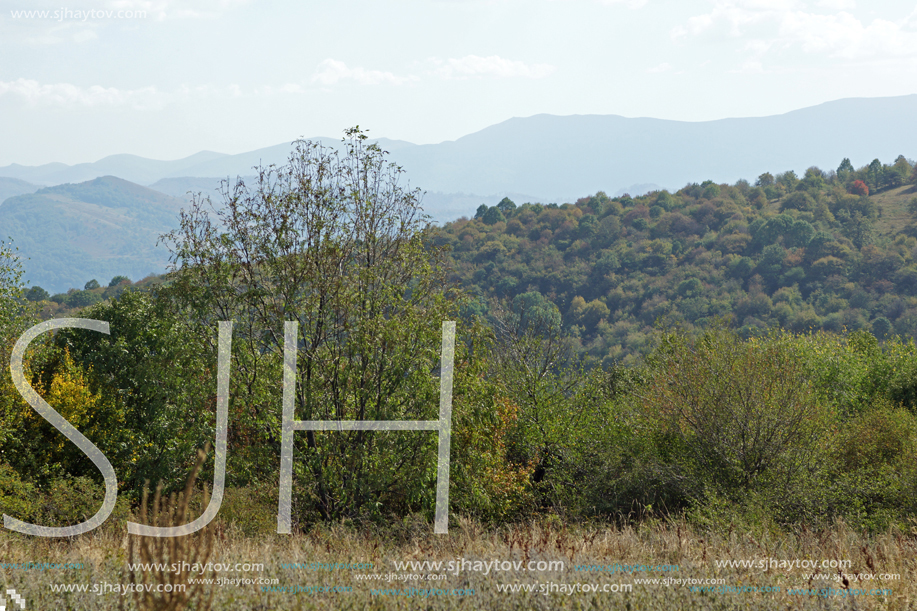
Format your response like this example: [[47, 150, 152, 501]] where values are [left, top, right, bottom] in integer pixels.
[[850, 179, 869, 196]]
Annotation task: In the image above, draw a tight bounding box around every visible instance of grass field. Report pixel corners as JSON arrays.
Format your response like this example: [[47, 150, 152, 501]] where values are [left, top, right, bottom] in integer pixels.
[[859, 184, 917, 238], [2, 512, 914, 610]]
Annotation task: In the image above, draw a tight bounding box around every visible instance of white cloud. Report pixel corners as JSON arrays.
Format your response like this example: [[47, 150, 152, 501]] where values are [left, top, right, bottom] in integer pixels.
[[596, 0, 648, 7], [647, 62, 672, 73], [780, 12, 917, 59], [0, 79, 249, 109], [672, 1, 917, 62], [311, 59, 415, 87], [279, 83, 306, 94], [428, 55, 556, 79], [309, 55, 555, 87], [816, 0, 855, 9], [5, 15, 106, 46], [742, 39, 773, 55], [548, 0, 649, 7], [96, 0, 253, 19], [731, 59, 766, 73], [72, 29, 99, 43], [906, 7, 917, 31], [672, 1, 801, 40], [737, 0, 801, 9], [0, 78, 167, 108]]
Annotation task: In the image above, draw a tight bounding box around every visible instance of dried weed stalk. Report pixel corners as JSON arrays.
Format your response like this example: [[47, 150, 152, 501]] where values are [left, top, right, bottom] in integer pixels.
[[122, 447, 215, 611]]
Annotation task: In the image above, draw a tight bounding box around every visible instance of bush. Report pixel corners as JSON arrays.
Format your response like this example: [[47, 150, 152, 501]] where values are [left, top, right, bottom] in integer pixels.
[[55, 290, 215, 496], [827, 402, 917, 531], [0, 462, 35, 521], [216, 484, 279, 537], [636, 325, 834, 521], [3, 350, 133, 489], [835, 402, 917, 471], [0, 464, 130, 530], [35, 474, 130, 528]]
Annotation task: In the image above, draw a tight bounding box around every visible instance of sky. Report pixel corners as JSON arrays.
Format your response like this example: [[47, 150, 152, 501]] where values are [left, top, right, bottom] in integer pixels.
[[2, 0, 917, 166]]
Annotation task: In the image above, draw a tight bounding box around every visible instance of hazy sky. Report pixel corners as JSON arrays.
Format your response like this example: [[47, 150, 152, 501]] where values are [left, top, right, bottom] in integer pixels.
[[2, 0, 917, 165]]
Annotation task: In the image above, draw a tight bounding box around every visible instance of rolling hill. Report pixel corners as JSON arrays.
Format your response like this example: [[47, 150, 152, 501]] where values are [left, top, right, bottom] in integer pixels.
[[435, 162, 917, 365], [0, 177, 40, 204], [0, 176, 185, 293]]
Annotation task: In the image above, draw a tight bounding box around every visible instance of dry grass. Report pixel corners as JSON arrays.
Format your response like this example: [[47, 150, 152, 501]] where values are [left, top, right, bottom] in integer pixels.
[[121, 449, 215, 611], [869, 184, 917, 237], [2, 512, 916, 610]]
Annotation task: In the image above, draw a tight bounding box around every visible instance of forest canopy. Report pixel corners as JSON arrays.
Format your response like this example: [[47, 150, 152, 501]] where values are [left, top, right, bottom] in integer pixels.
[[435, 155, 917, 366]]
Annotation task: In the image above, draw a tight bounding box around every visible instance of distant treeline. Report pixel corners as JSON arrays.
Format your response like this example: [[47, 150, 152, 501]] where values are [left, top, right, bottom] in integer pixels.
[[435, 155, 917, 365]]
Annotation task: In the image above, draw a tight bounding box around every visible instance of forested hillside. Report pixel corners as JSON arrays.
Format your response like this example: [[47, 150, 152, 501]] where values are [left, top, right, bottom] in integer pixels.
[[435, 155, 917, 365], [0, 176, 183, 293]]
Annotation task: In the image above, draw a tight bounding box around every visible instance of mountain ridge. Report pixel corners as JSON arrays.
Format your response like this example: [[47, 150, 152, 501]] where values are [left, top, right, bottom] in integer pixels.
[[2, 95, 915, 204]]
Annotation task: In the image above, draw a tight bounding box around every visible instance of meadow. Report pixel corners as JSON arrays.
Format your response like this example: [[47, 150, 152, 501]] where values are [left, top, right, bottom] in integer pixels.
[[3, 509, 913, 610]]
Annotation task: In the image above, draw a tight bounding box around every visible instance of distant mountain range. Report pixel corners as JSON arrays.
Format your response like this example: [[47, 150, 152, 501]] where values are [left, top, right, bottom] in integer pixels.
[[0, 150, 227, 187], [4, 95, 917, 202], [2, 94, 917, 291]]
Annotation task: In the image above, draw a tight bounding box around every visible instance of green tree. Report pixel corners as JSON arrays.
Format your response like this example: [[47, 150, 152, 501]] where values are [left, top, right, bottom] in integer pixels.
[[702, 183, 721, 199], [884, 156, 912, 189], [655, 190, 677, 210], [837, 158, 854, 178], [65, 290, 101, 309], [24, 286, 49, 302], [0, 240, 39, 476], [782, 191, 815, 212], [164, 128, 460, 524], [801, 167, 826, 190], [776, 170, 799, 191], [786, 220, 815, 248], [867, 158, 883, 191], [757, 244, 787, 281], [842, 212, 876, 249], [490, 294, 609, 511], [755, 173, 774, 187], [677, 278, 703, 298], [872, 317, 893, 339], [496, 197, 517, 214], [753, 214, 793, 248], [482, 206, 507, 225], [0, 240, 29, 353]]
